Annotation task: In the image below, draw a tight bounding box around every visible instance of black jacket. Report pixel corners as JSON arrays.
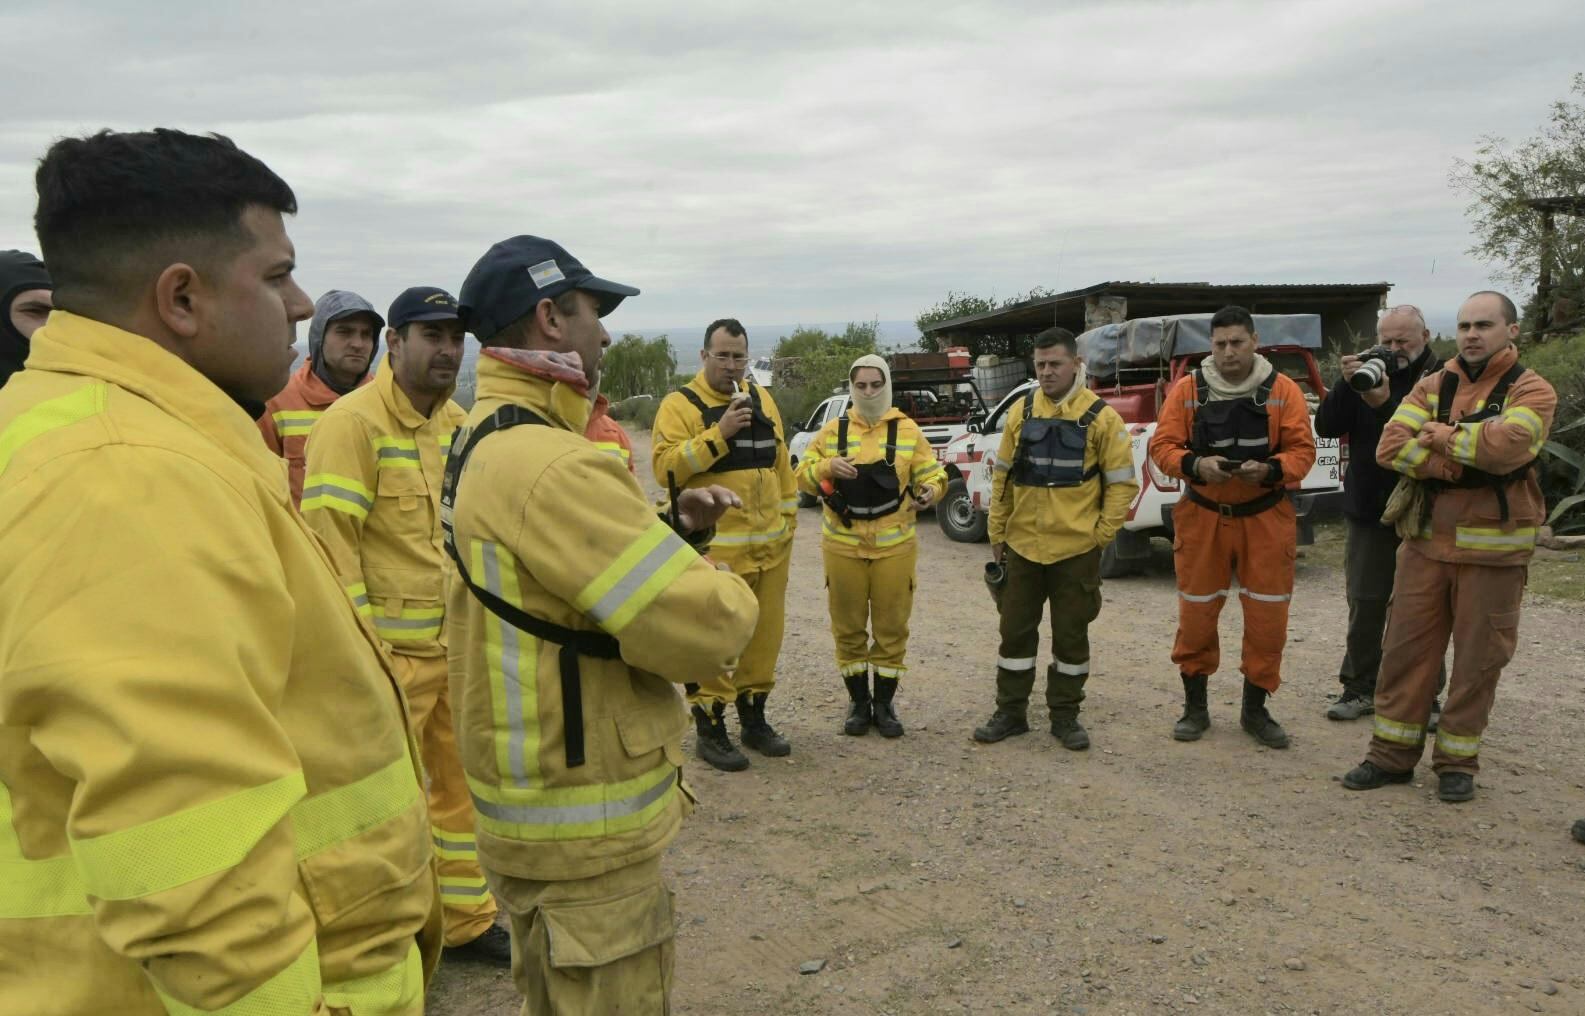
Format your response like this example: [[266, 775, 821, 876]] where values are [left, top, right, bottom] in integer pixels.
[[1315, 345, 1440, 525]]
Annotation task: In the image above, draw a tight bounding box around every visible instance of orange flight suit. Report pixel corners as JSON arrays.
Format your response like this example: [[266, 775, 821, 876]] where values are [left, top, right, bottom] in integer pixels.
[[1150, 368, 1316, 692]]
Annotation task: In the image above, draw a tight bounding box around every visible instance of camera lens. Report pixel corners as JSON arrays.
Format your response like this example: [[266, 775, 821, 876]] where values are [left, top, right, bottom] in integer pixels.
[[1350, 359, 1387, 392]]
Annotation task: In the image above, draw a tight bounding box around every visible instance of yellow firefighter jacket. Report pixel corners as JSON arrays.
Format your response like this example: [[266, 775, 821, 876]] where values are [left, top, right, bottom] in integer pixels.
[[651, 371, 798, 571], [445, 351, 759, 882], [1377, 343, 1556, 566], [0, 312, 440, 1016], [795, 407, 948, 559], [988, 381, 1141, 564], [302, 360, 466, 657]]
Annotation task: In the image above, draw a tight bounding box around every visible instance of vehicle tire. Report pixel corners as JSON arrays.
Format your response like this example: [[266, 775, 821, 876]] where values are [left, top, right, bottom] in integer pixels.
[[938, 479, 987, 543], [1099, 532, 1147, 579]]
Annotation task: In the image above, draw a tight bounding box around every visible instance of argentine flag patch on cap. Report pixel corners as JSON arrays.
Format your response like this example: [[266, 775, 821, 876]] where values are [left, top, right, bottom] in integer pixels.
[[527, 259, 566, 288]]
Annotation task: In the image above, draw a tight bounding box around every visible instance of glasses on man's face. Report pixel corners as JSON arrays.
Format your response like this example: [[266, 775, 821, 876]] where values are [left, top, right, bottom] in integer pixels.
[[709, 353, 749, 365]]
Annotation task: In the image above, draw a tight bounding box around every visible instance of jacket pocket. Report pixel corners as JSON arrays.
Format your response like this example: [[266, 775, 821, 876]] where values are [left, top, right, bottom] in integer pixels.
[[540, 880, 676, 968], [616, 705, 686, 769], [377, 467, 428, 514], [297, 791, 432, 930]]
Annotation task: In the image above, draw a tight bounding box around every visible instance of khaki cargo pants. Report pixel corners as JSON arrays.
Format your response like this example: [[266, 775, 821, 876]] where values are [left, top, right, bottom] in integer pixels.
[[487, 855, 676, 1015]]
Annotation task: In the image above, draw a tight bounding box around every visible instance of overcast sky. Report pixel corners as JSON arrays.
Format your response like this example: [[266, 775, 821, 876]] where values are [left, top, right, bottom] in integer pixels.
[[2, 0, 1581, 340]]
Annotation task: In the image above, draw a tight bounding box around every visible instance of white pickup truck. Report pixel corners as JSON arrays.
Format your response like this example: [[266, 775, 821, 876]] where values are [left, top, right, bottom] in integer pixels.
[[937, 313, 1343, 577]]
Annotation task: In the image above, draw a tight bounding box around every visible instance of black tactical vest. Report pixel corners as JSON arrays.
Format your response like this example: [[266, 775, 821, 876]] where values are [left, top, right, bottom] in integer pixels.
[[835, 416, 904, 520], [1189, 370, 1279, 464], [1011, 387, 1102, 488], [679, 384, 779, 472]]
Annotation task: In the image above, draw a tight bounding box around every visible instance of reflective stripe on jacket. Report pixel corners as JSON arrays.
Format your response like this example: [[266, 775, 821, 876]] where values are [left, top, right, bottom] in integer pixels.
[[0, 311, 440, 1016], [446, 354, 758, 881], [302, 359, 466, 657]]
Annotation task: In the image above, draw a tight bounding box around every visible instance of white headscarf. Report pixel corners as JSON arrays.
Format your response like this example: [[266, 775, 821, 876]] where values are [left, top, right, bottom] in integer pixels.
[[849, 353, 892, 424]]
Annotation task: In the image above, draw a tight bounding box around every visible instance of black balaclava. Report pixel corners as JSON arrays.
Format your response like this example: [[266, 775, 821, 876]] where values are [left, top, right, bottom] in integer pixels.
[[1, 250, 53, 388]]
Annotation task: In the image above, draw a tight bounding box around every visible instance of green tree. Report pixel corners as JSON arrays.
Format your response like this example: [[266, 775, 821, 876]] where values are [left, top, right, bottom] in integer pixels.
[[1451, 73, 1585, 331], [771, 321, 879, 425], [602, 334, 677, 400], [913, 287, 1061, 356]]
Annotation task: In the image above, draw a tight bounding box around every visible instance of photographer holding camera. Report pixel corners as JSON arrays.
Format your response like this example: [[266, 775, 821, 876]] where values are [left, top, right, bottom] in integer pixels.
[[1315, 304, 1441, 720]]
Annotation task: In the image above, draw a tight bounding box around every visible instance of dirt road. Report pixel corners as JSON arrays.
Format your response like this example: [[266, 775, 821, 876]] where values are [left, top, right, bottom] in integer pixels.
[[432, 430, 1585, 1015]]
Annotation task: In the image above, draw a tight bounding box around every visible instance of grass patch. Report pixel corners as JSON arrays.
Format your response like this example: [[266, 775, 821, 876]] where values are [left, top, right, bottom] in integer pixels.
[[1528, 550, 1585, 602]]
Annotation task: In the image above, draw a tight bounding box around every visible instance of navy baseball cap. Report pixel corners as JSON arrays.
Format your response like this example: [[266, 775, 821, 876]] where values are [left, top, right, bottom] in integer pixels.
[[458, 236, 639, 341], [388, 286, 461, 330]]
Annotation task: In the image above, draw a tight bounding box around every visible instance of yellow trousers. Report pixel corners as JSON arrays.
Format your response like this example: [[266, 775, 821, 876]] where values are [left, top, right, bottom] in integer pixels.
[[822, 542, 918, 679], [487, 855, 675, 1016], [391, 651, 498, 946], [688, 553, 790, 707]]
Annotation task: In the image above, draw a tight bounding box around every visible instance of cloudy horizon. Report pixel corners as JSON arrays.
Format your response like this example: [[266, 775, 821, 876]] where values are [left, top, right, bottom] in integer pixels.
[[3, 0, 1581, 341]]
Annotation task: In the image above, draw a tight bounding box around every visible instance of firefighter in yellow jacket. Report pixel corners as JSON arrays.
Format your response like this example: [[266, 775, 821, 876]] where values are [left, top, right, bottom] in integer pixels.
[[796, 354, 949, 736], [0, 129, 439, 1016], [1344, 291, 1556, 803], [448, 235, 758, 1014], [974, 327, 1139, 750], [653, 317, 798, 771], [301, 286, 509, 964]]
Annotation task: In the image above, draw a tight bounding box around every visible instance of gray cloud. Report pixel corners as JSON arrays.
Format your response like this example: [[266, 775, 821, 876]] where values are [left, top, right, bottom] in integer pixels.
[[2, 0, 1581, 336]]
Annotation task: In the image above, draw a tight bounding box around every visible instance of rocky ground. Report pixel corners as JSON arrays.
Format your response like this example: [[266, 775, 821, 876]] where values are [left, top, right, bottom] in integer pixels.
[[431, 431, 1585, 1015]]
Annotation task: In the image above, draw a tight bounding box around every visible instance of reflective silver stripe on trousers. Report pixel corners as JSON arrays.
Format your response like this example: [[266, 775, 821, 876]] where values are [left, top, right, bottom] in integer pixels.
[[471, 768, 676, 827], [1179, 589, 1230, 603], [587, 529, 691, 625], [1053, 659, 1090, 676], [997, 656, 1037, 671], [1240, 589, 1291, 603], [482, 542, 530, 786]]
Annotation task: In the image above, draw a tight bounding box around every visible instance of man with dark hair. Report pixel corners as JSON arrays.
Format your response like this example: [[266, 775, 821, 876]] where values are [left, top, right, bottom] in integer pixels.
[[1, 249, 52, 388], [1315, 305, 1443, 722], [302, 285, 510, 965], [974, 326, 1138, 749], [1344, 291, 1555, 803], [257, 289, 382, 505], [653, 316, 799, 770], [0, 128, 438, 1015], [448, 235, 757, 1013], [1149, 306, 1317, 750]]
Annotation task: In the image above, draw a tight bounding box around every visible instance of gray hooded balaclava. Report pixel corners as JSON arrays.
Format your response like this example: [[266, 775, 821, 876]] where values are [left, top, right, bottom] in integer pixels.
[[848, 353, 893, 424], [307, 289, 383, 394]]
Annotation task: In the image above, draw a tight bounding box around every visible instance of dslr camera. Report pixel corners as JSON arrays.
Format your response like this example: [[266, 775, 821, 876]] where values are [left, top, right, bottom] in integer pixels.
[[1349, 345, 1398, 392]]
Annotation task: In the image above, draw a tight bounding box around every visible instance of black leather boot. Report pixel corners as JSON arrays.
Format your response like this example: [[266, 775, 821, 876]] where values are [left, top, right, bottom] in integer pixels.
[[1173, 673, 1211, 741], [691, 703, 750, 771], [842, 674, 871, 735], [735, 692, 791, 756], [1240, 679, 1290, 749], [871, 675, 904, 738]]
